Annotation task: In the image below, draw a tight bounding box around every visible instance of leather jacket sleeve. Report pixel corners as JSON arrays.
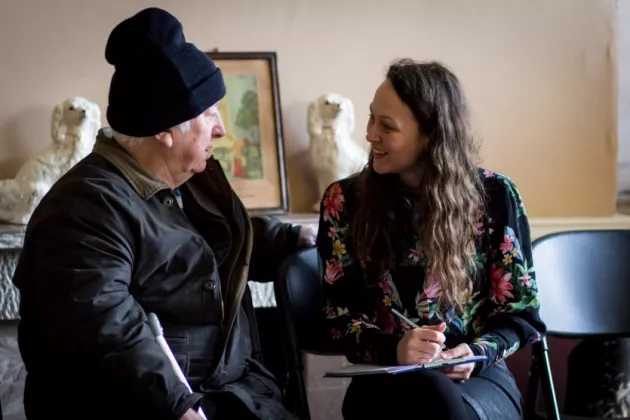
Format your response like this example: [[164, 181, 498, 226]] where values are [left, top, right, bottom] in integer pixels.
[[12, 183, 201, 419], [248, 216, 301, 281]]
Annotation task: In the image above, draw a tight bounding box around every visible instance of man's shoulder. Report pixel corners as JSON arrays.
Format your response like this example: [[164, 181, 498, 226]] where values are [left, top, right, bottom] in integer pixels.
[[30, 154, 138, 223], [49, 153, 135, 198]]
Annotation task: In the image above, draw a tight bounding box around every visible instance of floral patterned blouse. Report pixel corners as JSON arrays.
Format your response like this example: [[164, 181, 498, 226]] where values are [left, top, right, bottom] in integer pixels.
[[316, 169, 546, 374]]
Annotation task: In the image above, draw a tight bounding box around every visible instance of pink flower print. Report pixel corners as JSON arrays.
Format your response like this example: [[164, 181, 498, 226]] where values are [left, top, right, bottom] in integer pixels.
[[476, 221, 485, 236], [364, 321, 378, 329], [519, 273, 533, 288], [424, 277, 442, 299], [324, 260, 343, 284], [475, 210, 485, 235], [327, 226, 339, 240], [408, 248, 421, 263], [331, 328, 342, 339], [417, 297, 431, 319], [500, 234, 515, 254], [323, 183, 344, 221], [416, 277, 441, 319], [483, 169, 495, 178], [490, 265, 515, 304], [379, 279, 393, 294]]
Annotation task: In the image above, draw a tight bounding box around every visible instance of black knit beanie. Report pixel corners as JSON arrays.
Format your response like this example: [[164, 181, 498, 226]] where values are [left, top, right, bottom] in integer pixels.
[[105, 7, 226, 136]]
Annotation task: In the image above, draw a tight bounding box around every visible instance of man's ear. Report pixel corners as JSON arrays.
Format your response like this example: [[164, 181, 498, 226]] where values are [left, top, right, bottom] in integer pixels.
[[154, 131, 173, 148]]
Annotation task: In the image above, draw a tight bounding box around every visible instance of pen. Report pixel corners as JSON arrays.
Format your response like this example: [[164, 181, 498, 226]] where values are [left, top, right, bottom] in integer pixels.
[[391, 308, 448, 351]]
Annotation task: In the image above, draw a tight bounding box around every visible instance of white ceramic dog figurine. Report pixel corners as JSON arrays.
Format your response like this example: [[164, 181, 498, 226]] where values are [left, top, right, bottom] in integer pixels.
[[0, 97, 101, 224], [308, 93, 368, 212]]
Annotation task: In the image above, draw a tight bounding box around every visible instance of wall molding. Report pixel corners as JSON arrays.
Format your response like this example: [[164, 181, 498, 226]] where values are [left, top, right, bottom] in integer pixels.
[[529, 213, 630, 240], [277, 213, 630, 241]]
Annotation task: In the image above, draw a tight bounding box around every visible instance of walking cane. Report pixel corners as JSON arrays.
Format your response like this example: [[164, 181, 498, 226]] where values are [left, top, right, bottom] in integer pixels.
[[147, 313, 207, 420]]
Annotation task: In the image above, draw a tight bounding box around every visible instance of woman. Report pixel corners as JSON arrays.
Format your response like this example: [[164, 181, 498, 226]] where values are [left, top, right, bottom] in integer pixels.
[[316, 59, 546, 419]]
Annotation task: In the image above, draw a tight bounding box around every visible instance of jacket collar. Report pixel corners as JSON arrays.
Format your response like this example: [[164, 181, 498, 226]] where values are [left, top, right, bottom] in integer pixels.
[[92, 128, 169, 199]]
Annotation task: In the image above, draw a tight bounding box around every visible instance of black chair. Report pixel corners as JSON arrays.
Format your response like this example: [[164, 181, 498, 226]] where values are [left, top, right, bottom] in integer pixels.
[[525, 229, 630, 420], [274, 248, 345, 420]]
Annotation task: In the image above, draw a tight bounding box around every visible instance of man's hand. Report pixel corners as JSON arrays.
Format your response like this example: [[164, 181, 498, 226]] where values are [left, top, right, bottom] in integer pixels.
[[297, 224, 317, 248], [179, 408, 205, 420], [440, 343, 475, 382]]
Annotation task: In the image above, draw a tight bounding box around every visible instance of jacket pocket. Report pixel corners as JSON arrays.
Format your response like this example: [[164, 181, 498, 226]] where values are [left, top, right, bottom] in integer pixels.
[[245, 359, 282, 400], [173, 352, 190, 377], [164, 332, 189, 345]]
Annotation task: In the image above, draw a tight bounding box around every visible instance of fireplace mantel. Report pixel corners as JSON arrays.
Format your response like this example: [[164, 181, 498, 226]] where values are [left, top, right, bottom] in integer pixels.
[[0, 224, 25, 320], [2, 212, 629, 320]]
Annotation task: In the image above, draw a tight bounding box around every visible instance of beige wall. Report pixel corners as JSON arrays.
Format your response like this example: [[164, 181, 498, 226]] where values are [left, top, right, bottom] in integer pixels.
[[0, 0, 618, 217], [619, 0, 630, 195]]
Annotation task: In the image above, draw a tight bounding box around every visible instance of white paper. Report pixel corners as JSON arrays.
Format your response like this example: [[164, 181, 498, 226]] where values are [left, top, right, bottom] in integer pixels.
[[324, 355, 487, 378]]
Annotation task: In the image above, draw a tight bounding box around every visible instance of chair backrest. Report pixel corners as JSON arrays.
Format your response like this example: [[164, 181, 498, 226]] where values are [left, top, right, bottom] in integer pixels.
[[532, 229, 630, 338], [275, 248, 343, 355]]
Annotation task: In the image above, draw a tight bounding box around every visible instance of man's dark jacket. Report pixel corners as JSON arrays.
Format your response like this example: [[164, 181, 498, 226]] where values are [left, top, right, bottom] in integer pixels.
[[12, 131, 300, 420]]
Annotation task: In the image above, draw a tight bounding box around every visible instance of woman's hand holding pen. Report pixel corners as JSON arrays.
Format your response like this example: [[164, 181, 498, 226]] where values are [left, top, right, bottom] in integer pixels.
[[396, 322, 447, 365]]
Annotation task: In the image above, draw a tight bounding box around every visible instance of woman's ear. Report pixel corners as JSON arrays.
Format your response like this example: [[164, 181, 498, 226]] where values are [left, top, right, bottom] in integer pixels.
[[155, 131, 173, 148]]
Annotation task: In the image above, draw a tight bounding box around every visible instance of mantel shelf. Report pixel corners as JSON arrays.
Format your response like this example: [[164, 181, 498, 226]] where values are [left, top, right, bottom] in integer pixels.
[[1, 213, 630, 320]]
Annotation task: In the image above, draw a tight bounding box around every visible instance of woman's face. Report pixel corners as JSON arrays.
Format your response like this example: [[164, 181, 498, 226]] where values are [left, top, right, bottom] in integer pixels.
[[366, 79, 428, 187]]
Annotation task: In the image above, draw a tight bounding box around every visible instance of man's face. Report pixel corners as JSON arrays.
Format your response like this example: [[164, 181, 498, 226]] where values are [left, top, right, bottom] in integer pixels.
[[170, 103, 226, 174]]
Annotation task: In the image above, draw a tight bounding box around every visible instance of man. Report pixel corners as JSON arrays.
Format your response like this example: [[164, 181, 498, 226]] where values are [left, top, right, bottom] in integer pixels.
[[12, 8, 315, 420]]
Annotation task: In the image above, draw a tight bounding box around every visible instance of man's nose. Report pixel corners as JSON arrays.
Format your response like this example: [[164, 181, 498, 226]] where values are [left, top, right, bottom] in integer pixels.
[[213, 119, 226, 138]]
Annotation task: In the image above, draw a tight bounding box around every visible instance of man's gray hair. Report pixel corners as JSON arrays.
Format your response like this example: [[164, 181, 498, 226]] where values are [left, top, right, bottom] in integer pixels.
[[113, 120, 192, 146]]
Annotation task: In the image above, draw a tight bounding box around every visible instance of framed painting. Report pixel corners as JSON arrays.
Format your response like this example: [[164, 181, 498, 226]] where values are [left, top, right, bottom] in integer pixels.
[[206, 51, 289, 215]]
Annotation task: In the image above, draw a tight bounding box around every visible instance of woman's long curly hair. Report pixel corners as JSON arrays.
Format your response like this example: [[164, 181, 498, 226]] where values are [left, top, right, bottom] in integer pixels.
[[351, 59, 484, 312]]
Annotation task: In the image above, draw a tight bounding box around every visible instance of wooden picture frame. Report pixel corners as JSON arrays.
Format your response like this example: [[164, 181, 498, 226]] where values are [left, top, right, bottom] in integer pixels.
[[206, 51, 289, 215]]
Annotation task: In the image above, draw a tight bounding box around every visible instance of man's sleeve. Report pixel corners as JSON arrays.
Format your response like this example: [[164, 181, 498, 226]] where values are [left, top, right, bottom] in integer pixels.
[[248, 215, 301, 281], [13, 186, 201, 420]]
